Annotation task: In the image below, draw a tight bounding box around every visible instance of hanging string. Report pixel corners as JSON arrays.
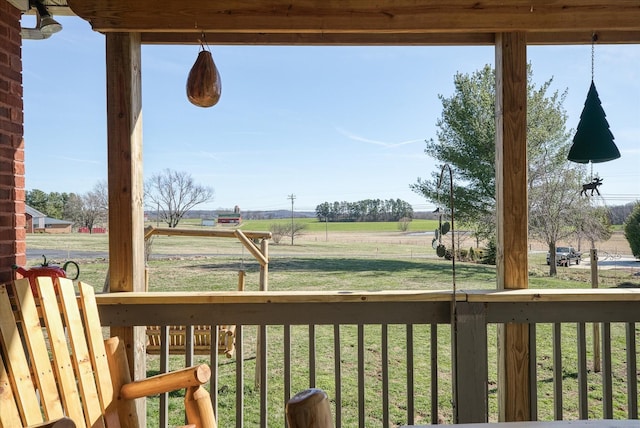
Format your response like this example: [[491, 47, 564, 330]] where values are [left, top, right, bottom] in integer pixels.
[[589, 32, 597, 176], [199, 31, 211, 52], [194, 21, 210, 52], [591, 33, 597, 82]]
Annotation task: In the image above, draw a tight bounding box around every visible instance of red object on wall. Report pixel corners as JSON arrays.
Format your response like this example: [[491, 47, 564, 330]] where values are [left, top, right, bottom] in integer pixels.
[[13, 264, 66, 295]]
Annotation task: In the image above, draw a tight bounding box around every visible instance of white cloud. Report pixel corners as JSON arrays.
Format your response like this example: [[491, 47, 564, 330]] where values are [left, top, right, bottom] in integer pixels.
[[337, 128, 422, 148]]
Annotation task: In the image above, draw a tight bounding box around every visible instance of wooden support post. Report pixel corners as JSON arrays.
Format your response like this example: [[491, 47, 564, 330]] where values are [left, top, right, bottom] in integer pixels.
[[260, 238, 269, 291], [106, 31, 146, 426], [238, 270, 246, 291], [256, 239, 268, 388], [455, 302, 488, 423], [495, 32, 531, 422]]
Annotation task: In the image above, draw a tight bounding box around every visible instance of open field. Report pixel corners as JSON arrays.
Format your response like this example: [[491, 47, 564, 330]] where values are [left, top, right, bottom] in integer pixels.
[[24, 220, 638, 291]]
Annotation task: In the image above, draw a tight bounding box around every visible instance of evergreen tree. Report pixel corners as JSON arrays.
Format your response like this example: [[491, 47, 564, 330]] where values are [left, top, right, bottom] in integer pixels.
[[411, 64, 581, 251], [624, 203, 640, 259]]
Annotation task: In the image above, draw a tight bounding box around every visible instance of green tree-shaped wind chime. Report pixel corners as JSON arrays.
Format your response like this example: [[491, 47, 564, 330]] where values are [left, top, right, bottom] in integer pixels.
[[568, 34, 620, 165]]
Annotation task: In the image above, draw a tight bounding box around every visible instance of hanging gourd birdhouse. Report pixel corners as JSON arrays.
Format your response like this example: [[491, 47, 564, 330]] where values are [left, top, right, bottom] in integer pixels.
[[186, 44, 222, 108]]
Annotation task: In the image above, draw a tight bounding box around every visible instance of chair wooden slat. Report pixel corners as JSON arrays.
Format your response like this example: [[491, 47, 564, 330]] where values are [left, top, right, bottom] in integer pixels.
[[0, 284, 42, 426], [13, 279, 65, 421], [37, 277, 87, 428], [0, 352, 22, 428], [57, 278, 106, 428], [78, 282, 120, 428]]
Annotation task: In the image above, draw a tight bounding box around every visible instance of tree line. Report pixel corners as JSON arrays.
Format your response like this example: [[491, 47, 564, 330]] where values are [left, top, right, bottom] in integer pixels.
[[26, 182, 108, 233], [26, 170, 215, 231], [315, 199, 414, 222]]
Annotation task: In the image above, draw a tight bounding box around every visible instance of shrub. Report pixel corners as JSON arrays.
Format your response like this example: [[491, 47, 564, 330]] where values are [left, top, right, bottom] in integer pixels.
[[624, 203, 640, 259], [444, 248, 453, 260], [398, 217, 412, 232], [269, 223, 290, 244], [480, 239, 497, 265]]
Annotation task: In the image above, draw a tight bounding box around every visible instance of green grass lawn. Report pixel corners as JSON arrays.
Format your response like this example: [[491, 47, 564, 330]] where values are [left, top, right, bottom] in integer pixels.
[[24, 228, 640, 426]]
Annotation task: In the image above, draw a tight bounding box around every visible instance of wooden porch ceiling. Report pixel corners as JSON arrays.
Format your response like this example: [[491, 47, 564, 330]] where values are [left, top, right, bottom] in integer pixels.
[[66, 0, 640, 45]]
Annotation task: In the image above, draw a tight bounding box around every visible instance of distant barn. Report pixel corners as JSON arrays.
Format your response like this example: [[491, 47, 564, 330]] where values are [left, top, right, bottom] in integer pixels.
[[25, 205, 73, 234], [217, 205, 242, 225]]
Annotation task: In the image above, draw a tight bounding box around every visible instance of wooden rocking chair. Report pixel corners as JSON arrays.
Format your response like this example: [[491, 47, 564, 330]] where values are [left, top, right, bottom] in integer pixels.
[[0, 277, 216, 428]]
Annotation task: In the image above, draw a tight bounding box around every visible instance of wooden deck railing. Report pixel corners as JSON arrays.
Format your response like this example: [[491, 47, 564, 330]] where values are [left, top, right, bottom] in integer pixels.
[[95, 288, 640, 428]]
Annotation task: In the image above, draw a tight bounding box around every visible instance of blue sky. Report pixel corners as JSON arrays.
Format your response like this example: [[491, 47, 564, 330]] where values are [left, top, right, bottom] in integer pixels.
[[21, 16, 640, 212]]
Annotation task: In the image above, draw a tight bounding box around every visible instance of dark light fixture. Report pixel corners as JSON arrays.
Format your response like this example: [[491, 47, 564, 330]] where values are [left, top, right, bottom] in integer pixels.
[[32, 0, 62, 35], [21, 0, 62, 39], [567, 34, 620, 164]]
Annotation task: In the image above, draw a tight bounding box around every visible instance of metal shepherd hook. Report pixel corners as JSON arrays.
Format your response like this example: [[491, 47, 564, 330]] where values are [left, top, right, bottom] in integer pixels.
[[436, 163, 456, 293], [436, 163, 459, 420]]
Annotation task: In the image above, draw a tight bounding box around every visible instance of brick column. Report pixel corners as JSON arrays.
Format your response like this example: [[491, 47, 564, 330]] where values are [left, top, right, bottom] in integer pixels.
[[0, 0, 25, 283]]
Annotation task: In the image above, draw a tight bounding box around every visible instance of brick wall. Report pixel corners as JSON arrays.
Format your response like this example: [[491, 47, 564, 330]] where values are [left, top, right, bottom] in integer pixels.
[[0, 0, 25, 283]]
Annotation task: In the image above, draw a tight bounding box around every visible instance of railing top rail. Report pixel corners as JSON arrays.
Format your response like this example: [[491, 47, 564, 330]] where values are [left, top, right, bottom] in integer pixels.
[[95, 290, 460, 305], [144, 225, 272, 240], [96, 288, 640, 306], [465, 288, 640, 303]]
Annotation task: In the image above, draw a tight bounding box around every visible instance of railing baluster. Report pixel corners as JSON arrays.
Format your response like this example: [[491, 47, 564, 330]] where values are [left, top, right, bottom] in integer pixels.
[[529, 323, 537, 421], [602, 322, 613, 419], [210, 325, 219, 427], [382, 324, 389, 428], [358, 324, 365, 428], [577, 322, 588, 419], [553, 323, 563, 420], [259, 325, 267, 427], [334, 324, 342, 428], [431, 324, 438, 425], [186, 324, 194, 367], [626, 322, 638, 419], [184, 324, 194, 426], [284, 324, 291, 423], [407, 324, 415, 425], [236, 325, 244, 428], [160, 325, 169, 428], [309, 324, 316, 387]]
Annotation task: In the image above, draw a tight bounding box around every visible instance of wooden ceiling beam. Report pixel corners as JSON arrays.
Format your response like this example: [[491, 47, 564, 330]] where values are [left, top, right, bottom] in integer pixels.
[[141, 32, 495, 46], [139, 30, 640, 46], [67, 0, 640, 45]]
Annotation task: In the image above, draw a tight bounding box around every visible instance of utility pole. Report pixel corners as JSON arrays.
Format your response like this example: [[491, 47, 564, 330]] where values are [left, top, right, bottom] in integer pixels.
[[288, 194, 296, 245]]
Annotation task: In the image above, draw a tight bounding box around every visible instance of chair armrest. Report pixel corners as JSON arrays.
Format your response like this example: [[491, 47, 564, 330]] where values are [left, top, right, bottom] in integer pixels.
[[26, 417, 76, 428], [120, 364, 211, 400]]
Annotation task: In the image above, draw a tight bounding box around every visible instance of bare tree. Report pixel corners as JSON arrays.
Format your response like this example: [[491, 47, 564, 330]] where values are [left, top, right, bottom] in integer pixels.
[[145, 169, 214, 228], [92, 180, 109, 212], [575, 204, 613, 251], [66, 181, 109, 233], [287, 221, 307, 245], [529, 165, 585, 276]]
